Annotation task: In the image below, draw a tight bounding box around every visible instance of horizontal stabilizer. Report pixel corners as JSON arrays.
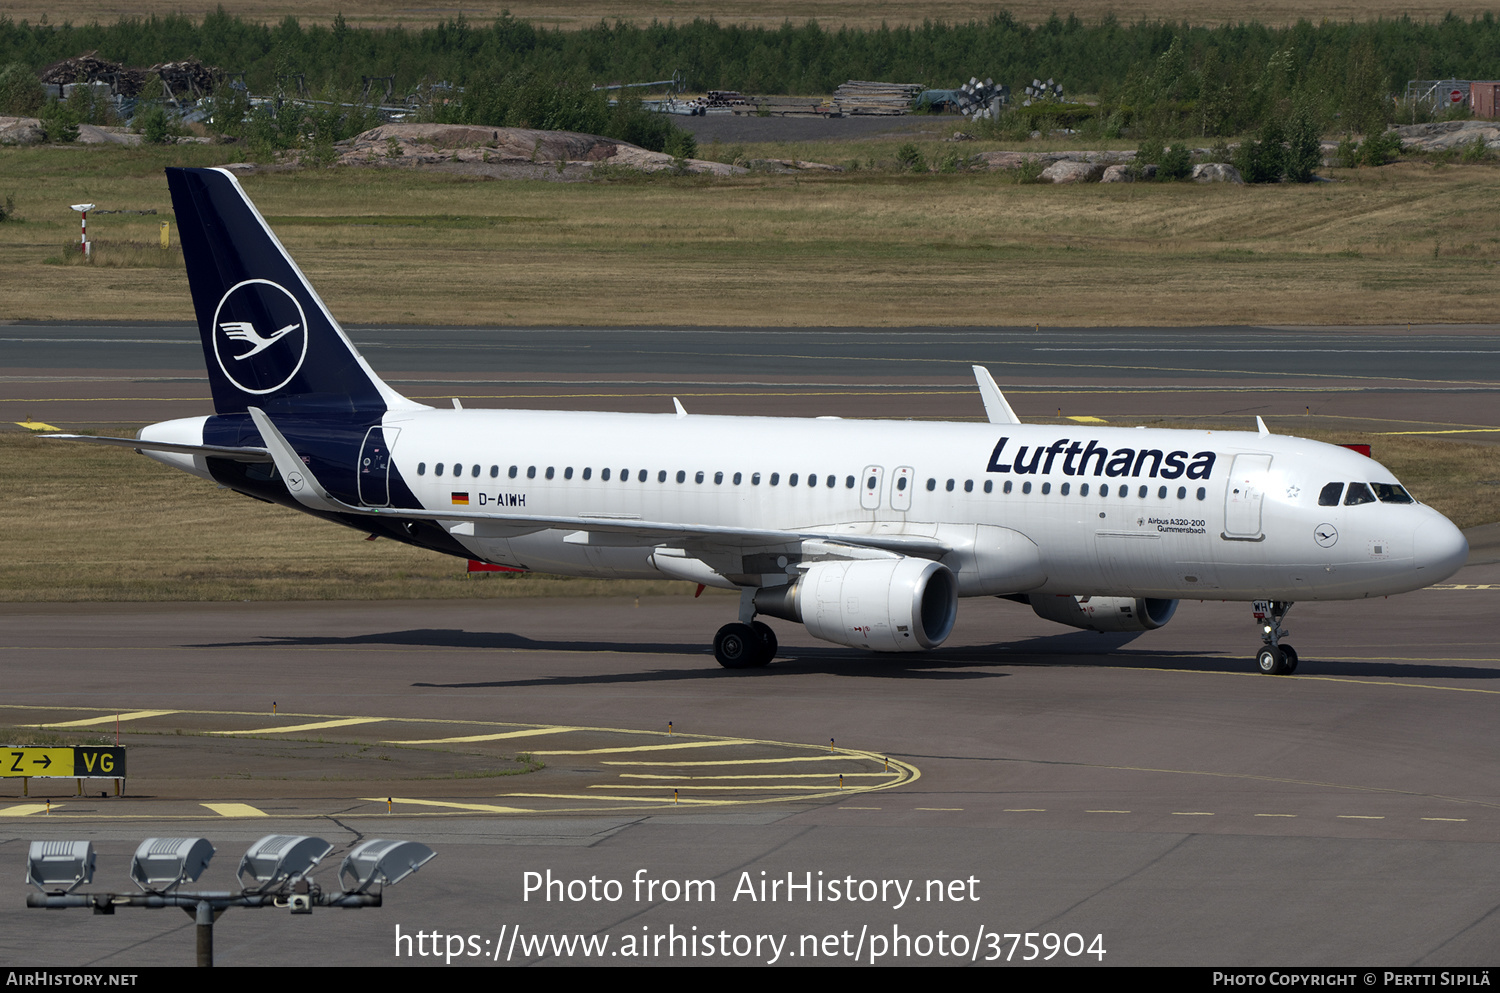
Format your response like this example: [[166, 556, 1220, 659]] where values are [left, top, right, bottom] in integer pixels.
[[42, 434, 272, 463]]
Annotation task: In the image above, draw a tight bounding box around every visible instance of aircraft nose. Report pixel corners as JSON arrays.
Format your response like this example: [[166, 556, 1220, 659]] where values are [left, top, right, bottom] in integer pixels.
[[1413, 516, 1468, 583]]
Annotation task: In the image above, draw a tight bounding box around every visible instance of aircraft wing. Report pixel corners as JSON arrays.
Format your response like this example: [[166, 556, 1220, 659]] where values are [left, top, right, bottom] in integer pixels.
[[42, 434, 273, 462]]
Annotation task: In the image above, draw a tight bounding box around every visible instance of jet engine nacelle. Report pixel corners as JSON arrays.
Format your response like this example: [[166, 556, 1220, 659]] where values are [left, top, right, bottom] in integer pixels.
[[755, 558, 958, 652], [1027, 594, 1178, 633]]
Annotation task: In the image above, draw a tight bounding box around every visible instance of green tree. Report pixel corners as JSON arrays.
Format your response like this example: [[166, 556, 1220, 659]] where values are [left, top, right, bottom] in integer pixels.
[[0, 62, 44, 116], [1284, 107, 1323, 182]]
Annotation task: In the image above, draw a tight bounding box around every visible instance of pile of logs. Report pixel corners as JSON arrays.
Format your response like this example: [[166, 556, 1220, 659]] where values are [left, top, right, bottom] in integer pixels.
[[832, 80, 923, 115], [37, 52, 221, 99]]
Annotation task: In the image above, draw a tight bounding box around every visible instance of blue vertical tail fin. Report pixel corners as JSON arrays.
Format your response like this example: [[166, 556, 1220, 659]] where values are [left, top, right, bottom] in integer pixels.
[[166, 167, 418, 417]]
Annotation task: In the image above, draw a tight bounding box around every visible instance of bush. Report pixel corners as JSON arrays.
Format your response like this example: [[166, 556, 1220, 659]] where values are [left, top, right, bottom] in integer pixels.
[[663, 129, 697, 160], [0, 63, 44, 116], [1284, 108, 1323, 182], [895, 142, 926, 172], [0, 194, 15, 222], [1460, 134, 1490, 164], [1360, 129, 1402, 166], [38, 102, 79, 143], [1158, 144, 1193, 180], [1335, 135, 1360, 169], [136, 105, 177, 144]]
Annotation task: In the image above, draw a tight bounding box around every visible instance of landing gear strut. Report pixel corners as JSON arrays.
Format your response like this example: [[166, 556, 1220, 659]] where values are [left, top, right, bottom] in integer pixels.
[[1252, 600, 1298, 675], [713, 590, 778, 669]]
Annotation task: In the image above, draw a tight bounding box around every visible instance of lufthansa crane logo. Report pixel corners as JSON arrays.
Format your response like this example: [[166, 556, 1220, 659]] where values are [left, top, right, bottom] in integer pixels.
[[210, 279, 309, 395]]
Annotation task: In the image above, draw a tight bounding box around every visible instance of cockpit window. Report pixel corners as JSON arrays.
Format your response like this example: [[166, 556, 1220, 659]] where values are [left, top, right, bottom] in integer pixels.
[[1344, 482, 1376, 506], [1318, 482, 1344, 506], [1372, 483, 1414, 504]]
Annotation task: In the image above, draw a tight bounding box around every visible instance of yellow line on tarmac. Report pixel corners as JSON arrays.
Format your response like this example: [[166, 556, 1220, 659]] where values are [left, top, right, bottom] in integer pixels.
[[592, 784, 853, 791], [1337, 815, 1385, 820], [366, 797, 533, 814], [1375, 428, 1500, 435], [618, 773, 896, 780], [603, 756, 881, 766], [497, 792, 722, 805], [29, 710, 179, 728], [210, 718, 385, 735], [530, 741, 746, 756], [1422, 817, 1468, 822], [1, 804, 58, 816], [202, 803, 268, 817], [385, 727, 581, 744]]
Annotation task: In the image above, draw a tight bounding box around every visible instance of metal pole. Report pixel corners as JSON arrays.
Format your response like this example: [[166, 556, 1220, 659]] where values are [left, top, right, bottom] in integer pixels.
[[195, 900, 214, 967]]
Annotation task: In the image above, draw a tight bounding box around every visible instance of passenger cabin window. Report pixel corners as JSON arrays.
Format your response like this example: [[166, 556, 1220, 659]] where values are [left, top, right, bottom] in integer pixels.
[[546, 467, 555, 480], [638, 469, 648, 483], [582, 468, 592, 480], [1319, 482, 1344, 506], [770, 473, 780, 486], [471, 465, 481, 478], [527, 466, 536, 479], [926, 478, 936, 491], [752, 473, 761, 485], [435, 463, 445, 477], [790, 474, 800, 486], [984, 480, 993, 493], [695, 471, 705, 484], [508, 466, 518, 479], [564, 467, 574, 480], [1345, 482, 1376, 506], [490, 466, 499, 478], [417, 462, 426, 475], [659, 470, 667, 483]]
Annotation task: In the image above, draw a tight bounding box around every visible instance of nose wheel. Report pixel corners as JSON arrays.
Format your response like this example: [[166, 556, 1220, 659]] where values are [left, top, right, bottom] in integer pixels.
[[1252, 600, 1298, 675]]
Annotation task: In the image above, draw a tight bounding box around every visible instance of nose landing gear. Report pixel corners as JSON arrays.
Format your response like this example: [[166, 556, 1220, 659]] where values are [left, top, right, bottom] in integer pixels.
[[1253, 600, 1298, 675]]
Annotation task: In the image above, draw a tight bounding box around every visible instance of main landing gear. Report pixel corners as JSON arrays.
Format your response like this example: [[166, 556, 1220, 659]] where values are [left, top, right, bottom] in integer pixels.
[[1252, 600, 1298, 675], [713, 589, 779, 669], [713, 621, 777, 669]]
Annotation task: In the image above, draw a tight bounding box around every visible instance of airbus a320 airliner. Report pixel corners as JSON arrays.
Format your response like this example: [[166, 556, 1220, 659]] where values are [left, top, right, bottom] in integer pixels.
[[49, 168, 1469, 673]]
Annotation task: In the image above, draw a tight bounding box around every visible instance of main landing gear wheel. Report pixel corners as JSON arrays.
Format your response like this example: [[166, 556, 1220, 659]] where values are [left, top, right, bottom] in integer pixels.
[[751, 621, 778, 666], [714, 623, 761, 669], [1280, 644, 1298, 674]]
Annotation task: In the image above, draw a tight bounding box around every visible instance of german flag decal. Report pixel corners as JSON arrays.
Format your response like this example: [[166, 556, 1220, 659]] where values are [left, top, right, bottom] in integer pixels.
[[451, 492, 470, 505]]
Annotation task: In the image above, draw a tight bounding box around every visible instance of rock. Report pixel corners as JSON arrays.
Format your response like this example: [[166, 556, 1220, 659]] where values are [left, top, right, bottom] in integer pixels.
[[0, 116, 44, 145], [1191, 162, 1244, 184], [1393, 120, 1500, 152], [1100, 163, 1133, 182], [1041, 159, 1104, 183]]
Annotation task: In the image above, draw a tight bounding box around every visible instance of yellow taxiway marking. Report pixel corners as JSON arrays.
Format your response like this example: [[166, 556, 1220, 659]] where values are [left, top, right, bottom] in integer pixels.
[[0, 804, 58, 816], [915, 807, 963, 811], [592, 784, 856, 791], [1087, 809, 1131, 814], [1430, 585, 1500, 590], [840, 806, 881, 810], [604, 756, 880, 766], [530, 741, 745, 756], [15, 421, 59, 431], [1422, 817, 1468, 822], [1375, 428, 1500, 435], [202, 803, 267, 817], [210, 718, 384, 735], [497, 792, 721, 805], [1066, 415, 1107, 423], [29, 710, 179, 728], [386, 727, 579, 745], [1173, 811, 1214, 816], [367, 797, 532, 814], [1004, 808, 1045, 812], [1337, 815, 1385, 820], [618, 773, 896, 781], [1255, 813, 1298, 818]]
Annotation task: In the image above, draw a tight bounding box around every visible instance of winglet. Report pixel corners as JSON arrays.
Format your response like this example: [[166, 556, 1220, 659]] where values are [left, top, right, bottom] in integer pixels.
[[1256, 416, 1270, 436], [972, 366, 1020, 424], [247, 406, 344, 513], [673, 397, 688, 419]]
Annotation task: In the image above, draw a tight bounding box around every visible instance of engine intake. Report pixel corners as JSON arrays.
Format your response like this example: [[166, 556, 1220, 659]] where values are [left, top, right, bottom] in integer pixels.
[[755, 558, 958, 652], [1027, 594, 1178, 633]]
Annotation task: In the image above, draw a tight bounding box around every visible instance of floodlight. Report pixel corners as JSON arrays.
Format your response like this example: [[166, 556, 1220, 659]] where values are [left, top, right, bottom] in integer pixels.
[[238, 835, 332, 888], [338, 839, 437, 893], [130, 837, 214, 892], [27, 840, 95, 894]]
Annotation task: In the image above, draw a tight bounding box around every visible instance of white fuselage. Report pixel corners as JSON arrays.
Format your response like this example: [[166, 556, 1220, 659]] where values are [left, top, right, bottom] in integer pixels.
[[350, 407, 1468, 602]]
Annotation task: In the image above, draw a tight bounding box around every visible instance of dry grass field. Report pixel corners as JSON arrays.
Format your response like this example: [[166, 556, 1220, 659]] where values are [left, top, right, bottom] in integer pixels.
[[3, 426, 1496, 603], [7, 0, 1492, 30], [2, 144, 1499, 328]]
